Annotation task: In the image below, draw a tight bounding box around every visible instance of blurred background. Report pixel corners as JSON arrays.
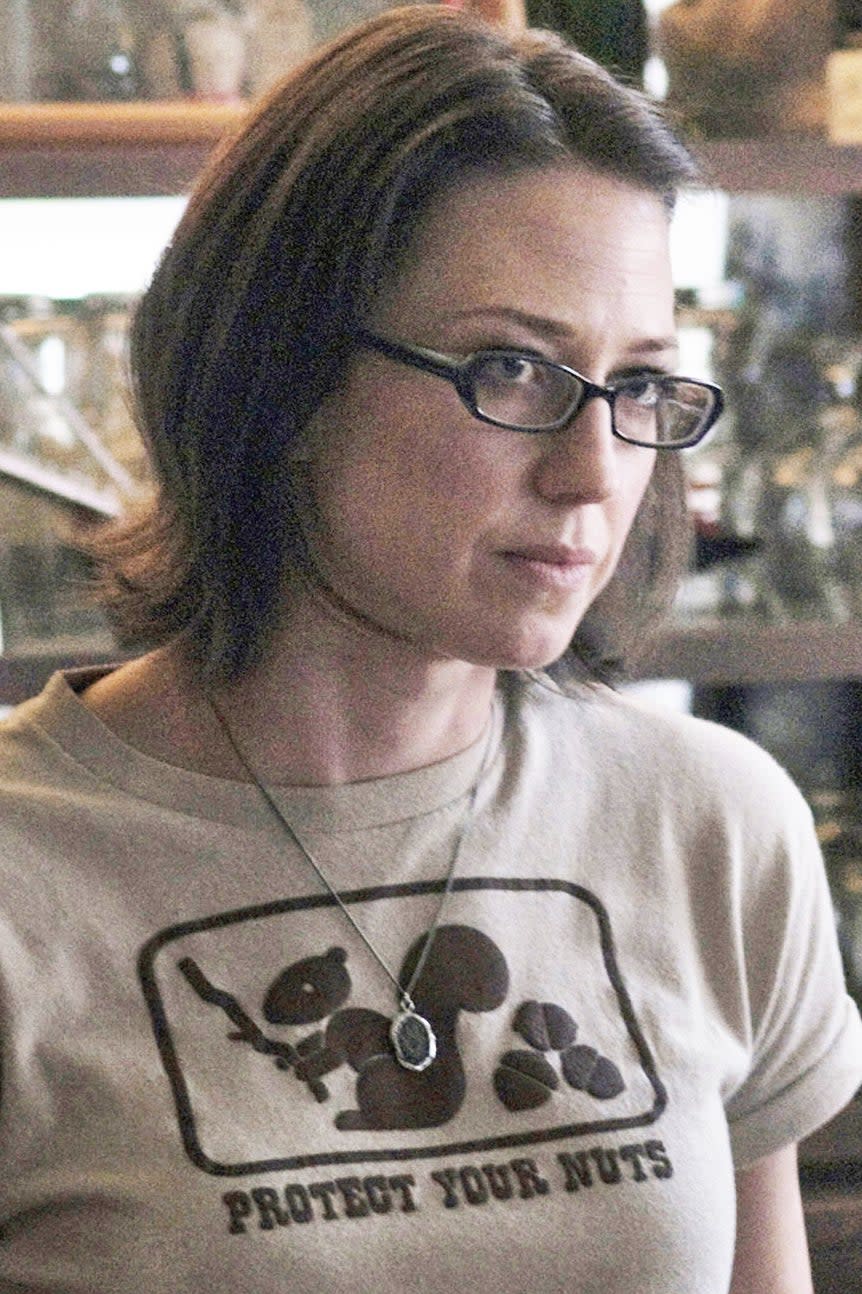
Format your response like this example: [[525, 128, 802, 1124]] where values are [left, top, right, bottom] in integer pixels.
[[0, 4, 861, 1279]]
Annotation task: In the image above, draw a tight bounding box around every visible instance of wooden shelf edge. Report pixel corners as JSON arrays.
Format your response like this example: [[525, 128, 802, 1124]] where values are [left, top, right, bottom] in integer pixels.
[[0, 102, 250, 195], [0, 644, 113, 705], [696, 133, 862, 195], [0, 144, 211, 196], [3, 620, 862, 702], [0, 101, 247, 147], [635, 619, 862, 686], [2, 113, 862, 198]]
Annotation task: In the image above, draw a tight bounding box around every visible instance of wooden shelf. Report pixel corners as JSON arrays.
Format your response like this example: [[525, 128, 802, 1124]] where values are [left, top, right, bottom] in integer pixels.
[[804, 1186, 862, 1292], [0, 101, 247, 196], [1, 107, 861, 197], [799, 1097, 862, 1290], [1, 105, 862, 198], [697, 132, 862, 195], [0, 637, 118, 706], [636, 619, 862, 686], [2, 619, 861, 701], [0, 102, 246, 145]]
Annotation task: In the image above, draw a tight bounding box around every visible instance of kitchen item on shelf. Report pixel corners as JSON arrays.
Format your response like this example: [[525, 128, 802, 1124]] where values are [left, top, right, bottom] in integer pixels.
[[658, 0, 833, 137], [134, 0, 253, 101], [67, 297, 149, 485], [60, 0, 139, 100], [246, 0, 314, 96], [0, 302, 143, 516], [715, 332, 862, 622], [0, 0, 35, 100], [837, 0, 862, 38], [181, 8, 249, 100], [827, 1, 862, 143], [693, 522, 760, 571], [443, 0, 527, 34]]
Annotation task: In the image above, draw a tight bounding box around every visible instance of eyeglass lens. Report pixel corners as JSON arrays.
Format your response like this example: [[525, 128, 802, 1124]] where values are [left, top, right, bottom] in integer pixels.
[[470, 355, 713, 445]]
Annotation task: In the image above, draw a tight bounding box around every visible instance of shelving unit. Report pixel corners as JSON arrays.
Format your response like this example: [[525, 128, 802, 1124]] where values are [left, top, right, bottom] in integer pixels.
[[2, 108, 862, 195], [1, 101, 860, 1292], [639, 618, 862, 685], [2, 106, 862, 689], [0, 101, 246, 196]]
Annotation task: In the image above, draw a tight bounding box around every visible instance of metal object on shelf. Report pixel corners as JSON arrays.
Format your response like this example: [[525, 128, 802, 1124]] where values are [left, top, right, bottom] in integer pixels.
[[674, 197, 862, 628], [0, 316, 144, 515], [61, 0, 139, 101], [0, 302, 134, 673]]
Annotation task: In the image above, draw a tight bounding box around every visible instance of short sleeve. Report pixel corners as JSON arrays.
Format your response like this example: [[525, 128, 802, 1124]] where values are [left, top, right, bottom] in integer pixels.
[[724, 784, 862, 1166]]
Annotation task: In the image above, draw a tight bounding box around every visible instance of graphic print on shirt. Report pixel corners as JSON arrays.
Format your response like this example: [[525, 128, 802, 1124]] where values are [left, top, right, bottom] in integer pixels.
[[138, 878, 667, 1176], [180, 925, 509, 1131]]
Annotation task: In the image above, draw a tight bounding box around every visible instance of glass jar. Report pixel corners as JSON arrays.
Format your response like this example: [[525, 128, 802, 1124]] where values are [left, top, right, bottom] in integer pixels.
[[61, 0, 138, 101]]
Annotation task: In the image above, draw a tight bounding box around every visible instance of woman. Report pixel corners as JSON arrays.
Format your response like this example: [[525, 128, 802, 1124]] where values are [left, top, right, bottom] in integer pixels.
[[0, 8, 858, 1292]]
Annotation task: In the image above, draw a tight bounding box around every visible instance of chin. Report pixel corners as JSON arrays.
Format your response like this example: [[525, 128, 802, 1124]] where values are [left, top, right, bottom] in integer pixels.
[[498, 644, 573, 672], [455, 626, 578, 673]]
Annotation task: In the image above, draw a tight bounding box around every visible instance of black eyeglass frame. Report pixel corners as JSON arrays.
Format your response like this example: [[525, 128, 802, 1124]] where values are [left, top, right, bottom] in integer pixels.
[[355, 328, 724, 450]]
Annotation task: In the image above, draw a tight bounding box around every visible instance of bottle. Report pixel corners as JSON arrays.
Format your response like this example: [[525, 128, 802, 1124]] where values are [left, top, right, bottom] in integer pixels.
[[181, 9, 249, 102], [246, 0, 316, 95], [61, 0, 139, 101], [829, 1, 862, 142]]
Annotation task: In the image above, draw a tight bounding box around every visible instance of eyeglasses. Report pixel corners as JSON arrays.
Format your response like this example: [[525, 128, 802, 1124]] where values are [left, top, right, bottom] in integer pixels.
[[356, 329, 723, 450]]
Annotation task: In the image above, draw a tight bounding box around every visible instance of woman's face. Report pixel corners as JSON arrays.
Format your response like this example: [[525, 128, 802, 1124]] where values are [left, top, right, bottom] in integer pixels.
[[302, 164, 676, 671]]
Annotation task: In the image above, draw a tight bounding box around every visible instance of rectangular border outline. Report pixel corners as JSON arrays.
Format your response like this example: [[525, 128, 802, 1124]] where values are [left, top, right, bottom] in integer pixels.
[[138, 877, 667, 1176]]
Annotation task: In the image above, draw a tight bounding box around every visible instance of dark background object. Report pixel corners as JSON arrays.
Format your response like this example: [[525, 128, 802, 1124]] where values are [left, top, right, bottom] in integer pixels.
[[694, 680, 862, 798], [837, 0, 862, 45], [525, 0, 649, 85]]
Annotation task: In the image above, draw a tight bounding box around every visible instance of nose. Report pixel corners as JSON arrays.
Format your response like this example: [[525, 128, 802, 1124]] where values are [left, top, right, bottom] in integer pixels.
[[531, 393, 619, 504]]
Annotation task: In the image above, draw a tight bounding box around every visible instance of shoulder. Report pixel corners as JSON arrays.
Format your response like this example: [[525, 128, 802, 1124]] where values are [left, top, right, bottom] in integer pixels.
[[0, 676, 67, 779], [511, 674, 807, 815], [504, 674, 816, 889], [0, 671, 116, 811]]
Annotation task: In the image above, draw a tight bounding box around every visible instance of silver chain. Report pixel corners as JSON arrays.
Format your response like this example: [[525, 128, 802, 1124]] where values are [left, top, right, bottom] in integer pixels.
[[208, 697, 497, 1013]]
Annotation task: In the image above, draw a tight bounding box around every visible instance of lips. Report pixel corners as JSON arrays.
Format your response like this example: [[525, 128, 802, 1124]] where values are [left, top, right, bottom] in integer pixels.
[[504, 544, 597, 567], [498, 543, 597, 591]]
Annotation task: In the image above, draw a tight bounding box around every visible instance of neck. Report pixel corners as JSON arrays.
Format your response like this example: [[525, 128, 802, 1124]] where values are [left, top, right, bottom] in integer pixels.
[[82, 573, 499, 786], [211, 670, 497, 788], [159, 558, 500, 785], [208, 614, 497, 787]]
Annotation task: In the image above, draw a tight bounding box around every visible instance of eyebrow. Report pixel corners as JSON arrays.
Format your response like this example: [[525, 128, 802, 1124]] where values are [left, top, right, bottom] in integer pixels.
[[445, 305, 678, 357]]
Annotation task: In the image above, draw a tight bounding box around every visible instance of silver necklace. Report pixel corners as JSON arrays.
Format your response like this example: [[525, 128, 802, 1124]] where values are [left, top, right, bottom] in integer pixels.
[[209, 696, 497, 1073]]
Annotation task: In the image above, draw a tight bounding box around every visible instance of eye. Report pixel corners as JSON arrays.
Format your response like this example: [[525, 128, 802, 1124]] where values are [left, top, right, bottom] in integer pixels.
[[618, 373, 664, 408], [478, 353, 547, 387]]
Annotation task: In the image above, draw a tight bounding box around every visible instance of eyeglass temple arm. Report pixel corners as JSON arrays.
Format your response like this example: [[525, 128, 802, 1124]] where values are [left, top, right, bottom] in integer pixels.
[[355, 330, 462, 381]]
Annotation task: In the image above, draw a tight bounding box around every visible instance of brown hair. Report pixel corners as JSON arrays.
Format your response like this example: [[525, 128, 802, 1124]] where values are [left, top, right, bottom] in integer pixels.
[[94, 4, 699, 682]]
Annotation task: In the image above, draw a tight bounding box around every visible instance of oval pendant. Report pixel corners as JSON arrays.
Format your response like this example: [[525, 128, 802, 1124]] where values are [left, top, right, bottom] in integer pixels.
[[390, 1009, 437, 1071]]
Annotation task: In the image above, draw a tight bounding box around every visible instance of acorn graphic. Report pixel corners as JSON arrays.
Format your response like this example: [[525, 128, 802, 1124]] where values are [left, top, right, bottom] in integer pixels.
[[494, 1049, 559, 1111], [560, 1043, 625, 1100], [493, 999, 625, 1111]]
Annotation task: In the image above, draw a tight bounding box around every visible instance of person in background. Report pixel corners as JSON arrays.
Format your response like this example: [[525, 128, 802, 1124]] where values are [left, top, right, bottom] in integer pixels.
[[0, 7, 858, 1292]]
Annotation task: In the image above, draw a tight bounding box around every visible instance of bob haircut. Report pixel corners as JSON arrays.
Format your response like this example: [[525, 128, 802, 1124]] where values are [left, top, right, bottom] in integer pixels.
[[95, 5, 701, 684]]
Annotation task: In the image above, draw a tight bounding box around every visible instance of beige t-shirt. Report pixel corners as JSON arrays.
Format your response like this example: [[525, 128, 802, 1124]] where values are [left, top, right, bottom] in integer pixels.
[[0, 670, 859, 1293]]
